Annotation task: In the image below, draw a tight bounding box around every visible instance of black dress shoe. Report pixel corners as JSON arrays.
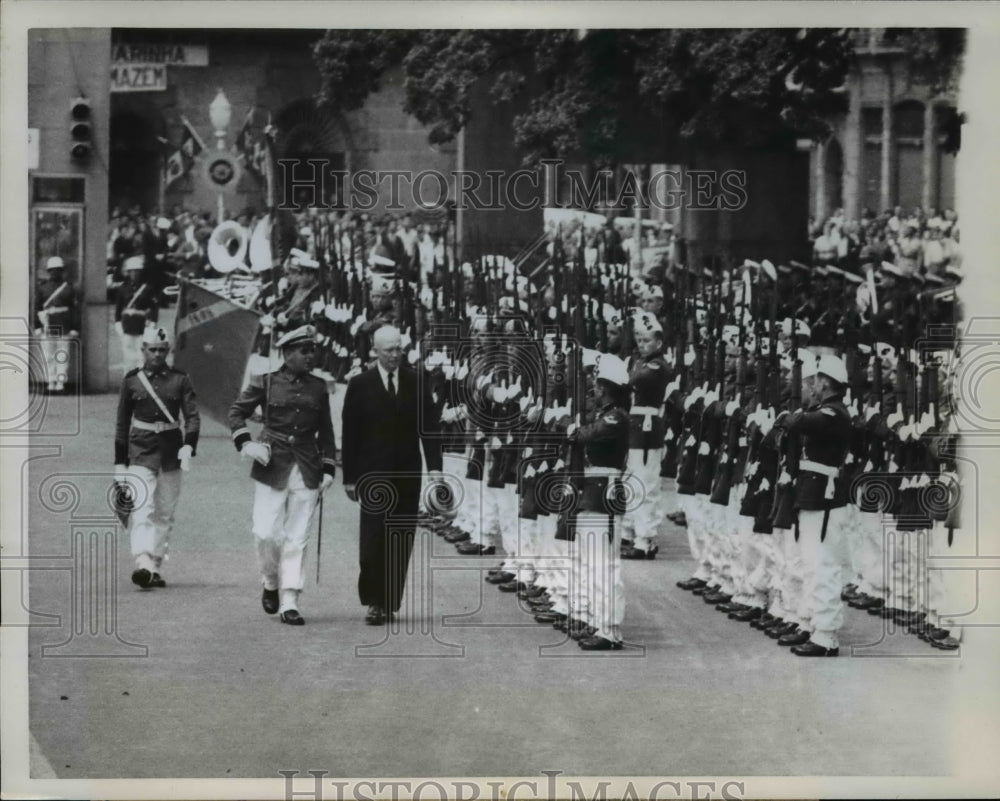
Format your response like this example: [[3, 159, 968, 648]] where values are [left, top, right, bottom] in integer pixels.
[[570, 625, 598, 641], [703, 591, 732, 605], [929, 635, 960, 651], [778, 629, 811, 647], [791, 640, 839, 656], [730, 606, 763, 622], [767, 622, 797, 639], [533, 610, 565, 623], [840, 583, 860, 602], [847, 594, 875, 609], [498, 580, 528, 593], [669, 512, 687, 527], [856, 596, 884, 611], [527, 601, 554, 613], [280, 609, 305, 626], [676, 577, 707, 591], [621, 544, 659, 560], [874, 604, 900, 618], [261, 588, 280, 615], [485, 571, 515, 584], [751, 614, 778, 630], [519, 585, 546, 600], [131, 568, 152, 589], [457, 542, 495, 555], [717, 601, 747, 614], [578, 636, 623, 651], [444, 529, 471, 543], [692, 584, 719, 597], [365, 605, 387, 625], [149, 572, 166, 588]]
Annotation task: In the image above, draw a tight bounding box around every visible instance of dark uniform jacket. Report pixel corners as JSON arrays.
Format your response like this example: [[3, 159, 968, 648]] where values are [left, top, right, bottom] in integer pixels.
[[627, 350, 670, 450], [115, 365, 200, 472], [229, 365, 336, 490], [115, 281, 159, 335], [776, 389, 853, 510], [35, 277, 79, 335]]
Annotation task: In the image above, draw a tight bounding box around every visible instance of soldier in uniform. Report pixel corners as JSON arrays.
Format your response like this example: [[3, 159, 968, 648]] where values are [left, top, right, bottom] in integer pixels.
[[565, 354, 631, 650], [114, 327, 200, 589], [621, 311, 670, 559], [35, 256, 79, 393], [114, 255, 159, 372], [772, 353, 854, 656], [228, 324, 337, 625]]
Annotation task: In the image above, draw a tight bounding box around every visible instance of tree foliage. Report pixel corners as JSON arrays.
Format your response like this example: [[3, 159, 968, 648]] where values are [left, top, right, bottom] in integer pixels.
[[312, 28, 963, 167]]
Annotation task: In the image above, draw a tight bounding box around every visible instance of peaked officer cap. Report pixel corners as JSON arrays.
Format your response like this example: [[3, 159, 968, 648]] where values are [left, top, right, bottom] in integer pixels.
[[275, 324, 318, 349]]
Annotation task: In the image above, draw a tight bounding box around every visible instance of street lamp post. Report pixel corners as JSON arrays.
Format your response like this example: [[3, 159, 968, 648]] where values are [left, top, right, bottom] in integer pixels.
[[208, 89, 232, 222]]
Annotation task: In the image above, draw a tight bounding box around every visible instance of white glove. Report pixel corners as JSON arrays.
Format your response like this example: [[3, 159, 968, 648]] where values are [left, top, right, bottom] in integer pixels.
[[865, 404, 880, 423], [407, 349, 419, 365], [566, 423, 579, 438], [259, 313, 275, 331], [725, 399, 740, 416], [321, 473, 335, 491], [114, 321, 124, 335], [275, 312, 288, 326], [885, 410, 903, 429], [241, 441, 271, 466], [178, 444, 194, 472], [311, 299, 326, 315]]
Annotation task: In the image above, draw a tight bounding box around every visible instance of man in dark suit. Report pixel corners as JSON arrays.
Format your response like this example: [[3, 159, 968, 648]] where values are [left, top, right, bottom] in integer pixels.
[[341, 325, 442, 625]]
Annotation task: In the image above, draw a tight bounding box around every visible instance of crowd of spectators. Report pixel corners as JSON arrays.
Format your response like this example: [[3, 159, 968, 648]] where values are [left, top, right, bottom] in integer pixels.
[[807, 205, 961, 278]]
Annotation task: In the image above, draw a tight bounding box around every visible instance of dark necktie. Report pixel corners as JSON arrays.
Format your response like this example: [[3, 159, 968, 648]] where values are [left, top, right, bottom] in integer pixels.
[[387, 372, 395, 397]]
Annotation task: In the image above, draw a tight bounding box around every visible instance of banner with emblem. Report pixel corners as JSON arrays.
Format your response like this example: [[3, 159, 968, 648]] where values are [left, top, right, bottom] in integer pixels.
[[172, 279, 262, 425]]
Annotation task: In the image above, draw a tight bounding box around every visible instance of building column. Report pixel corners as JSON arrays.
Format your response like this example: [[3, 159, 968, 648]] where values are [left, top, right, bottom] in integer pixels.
[[922, 101, 937, 211], [843, 70, 862, 220], [880, 63, 893, 212], [814, 140, 827, 221]]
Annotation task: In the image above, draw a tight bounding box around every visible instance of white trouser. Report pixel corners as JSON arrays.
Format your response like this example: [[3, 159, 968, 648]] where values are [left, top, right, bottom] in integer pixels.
[[40, 334, 71, 388], [125, 465, 182, 569], [250, 465, 319, 608], [885, 522, 922, 613], [621, 446, 666, 549], [496, 485, 524, 572], [927, 522, 964, 640], [771, 527, 806, 626], [575, 514, 624, 642], [679, 494, 712, 581], [842, 505, 865, 587], [536, 515, 571, 612], [702, 499, 729, 590], [798, 507, 850, 649], [120, 333, 144, 373], [855, 511, 887, 598], [732, 485, 772, 608], [479, 484, 504, 549]]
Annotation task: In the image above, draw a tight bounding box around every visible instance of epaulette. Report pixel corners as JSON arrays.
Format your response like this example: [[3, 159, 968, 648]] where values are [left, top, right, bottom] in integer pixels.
[[125, 367, 141, 378]]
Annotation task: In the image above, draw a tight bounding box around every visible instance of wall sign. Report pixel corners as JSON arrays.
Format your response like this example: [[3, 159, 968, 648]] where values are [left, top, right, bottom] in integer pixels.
[[111, 43, 209, 66], [111, 63, 168, 93]]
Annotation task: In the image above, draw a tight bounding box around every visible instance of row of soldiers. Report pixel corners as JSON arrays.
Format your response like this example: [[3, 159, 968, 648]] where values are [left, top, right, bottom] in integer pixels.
[[399, 254, 963, 655]]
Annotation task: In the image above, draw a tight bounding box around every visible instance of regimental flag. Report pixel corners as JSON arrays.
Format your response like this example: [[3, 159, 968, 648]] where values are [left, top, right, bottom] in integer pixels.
[[163, 148, 191, 188], [235, 107, 271, 181], [180, 116, 206, 161]]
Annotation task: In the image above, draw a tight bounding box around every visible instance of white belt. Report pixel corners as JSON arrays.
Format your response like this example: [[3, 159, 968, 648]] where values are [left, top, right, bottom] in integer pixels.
[[44, 306, 69, 313], [799, 459, 838, 477], [584, 466, 622, 478], [630, 405, 661, 432], [800, 459, 838, 500], [132, 419, 179, 433]]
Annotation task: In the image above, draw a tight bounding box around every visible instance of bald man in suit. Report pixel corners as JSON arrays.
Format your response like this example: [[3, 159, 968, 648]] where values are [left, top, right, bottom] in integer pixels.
[[341, 326, 443, 624]]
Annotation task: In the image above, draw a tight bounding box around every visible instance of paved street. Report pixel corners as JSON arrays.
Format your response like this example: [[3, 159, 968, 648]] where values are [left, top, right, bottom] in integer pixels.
[[26, 393, 963, 779]]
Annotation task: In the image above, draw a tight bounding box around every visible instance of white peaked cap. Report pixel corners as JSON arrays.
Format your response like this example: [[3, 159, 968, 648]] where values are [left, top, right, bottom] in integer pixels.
[[817, 354, 848, 384], [595, 354, 629, 387]]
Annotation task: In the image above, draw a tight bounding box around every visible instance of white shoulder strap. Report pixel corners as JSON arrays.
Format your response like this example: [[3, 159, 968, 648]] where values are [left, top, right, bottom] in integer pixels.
[[43, 282, 69, 308], [135, 370, 177, 424]]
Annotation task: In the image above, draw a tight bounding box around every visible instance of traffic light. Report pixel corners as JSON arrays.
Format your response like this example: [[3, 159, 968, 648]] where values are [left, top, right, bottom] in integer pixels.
[[69, 97, 92, 161]]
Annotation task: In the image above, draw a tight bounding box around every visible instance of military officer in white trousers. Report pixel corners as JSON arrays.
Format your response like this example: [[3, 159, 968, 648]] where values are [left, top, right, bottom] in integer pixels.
[[114, 327, 200, 588], [228, 325, 337, 625], [772, 353, 854, 656]]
